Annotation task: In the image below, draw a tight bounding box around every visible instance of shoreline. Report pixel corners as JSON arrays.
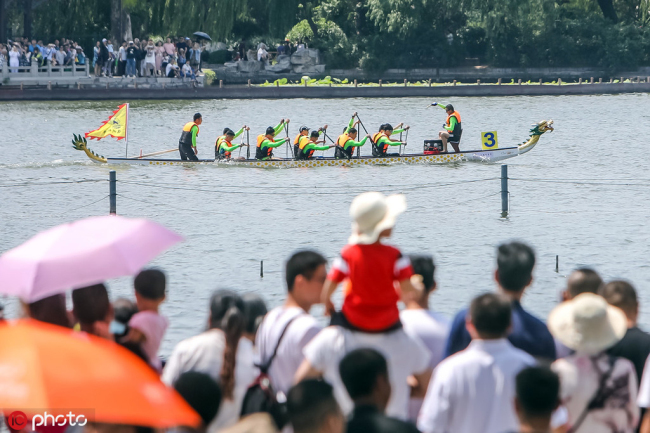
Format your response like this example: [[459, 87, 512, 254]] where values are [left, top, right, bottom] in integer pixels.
[[1, 81, 650, 101]]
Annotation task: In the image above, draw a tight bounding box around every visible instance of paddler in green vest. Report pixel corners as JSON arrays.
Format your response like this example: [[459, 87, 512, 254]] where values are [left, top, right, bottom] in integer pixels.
[[255, 119, 290, 160], [431, 102, 462, 152], [178, 112, 202, 161], [371, 123, 408, 157], [215, 125, 249, 160], [296, 130, 335, 160], [335, 113, 369, 159]]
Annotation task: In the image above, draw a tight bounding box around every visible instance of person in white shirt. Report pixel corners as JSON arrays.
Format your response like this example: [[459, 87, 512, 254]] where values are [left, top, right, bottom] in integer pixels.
[[144, 40, 156, 76], [399, 255, 450, 421], [418, 293, 535, 433], [295, 320, 431, 420], [181, 62, 195, 80], [257, 43, 269, 63], [162, 290, 256, 432], [549, 292, 639, 433], [166, 58, 180, 78], [255, 250, 326, 395]]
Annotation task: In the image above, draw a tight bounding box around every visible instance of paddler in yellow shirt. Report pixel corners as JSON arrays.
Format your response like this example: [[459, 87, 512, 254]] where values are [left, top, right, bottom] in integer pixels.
[[216, 125, 249, 160], [256, 119, 290, 160], [335, 113, 368, 159]]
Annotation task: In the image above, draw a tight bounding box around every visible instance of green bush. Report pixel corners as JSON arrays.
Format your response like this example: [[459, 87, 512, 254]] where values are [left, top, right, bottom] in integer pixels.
[[203, 69, 216, 86]]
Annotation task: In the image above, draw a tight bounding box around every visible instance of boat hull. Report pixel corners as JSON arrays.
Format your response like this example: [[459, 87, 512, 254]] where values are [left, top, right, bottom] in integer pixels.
[[105, 147, 521, 167]]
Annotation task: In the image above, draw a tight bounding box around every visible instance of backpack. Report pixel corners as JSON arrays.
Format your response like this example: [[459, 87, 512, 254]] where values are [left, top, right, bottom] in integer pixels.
[[240, 316, 297, 428]]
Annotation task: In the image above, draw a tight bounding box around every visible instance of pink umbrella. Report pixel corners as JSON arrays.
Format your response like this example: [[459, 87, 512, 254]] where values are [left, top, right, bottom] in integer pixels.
[[0, 216, 183, 302]]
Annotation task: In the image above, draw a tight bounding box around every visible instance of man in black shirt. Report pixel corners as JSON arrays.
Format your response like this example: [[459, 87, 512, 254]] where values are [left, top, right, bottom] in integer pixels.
[[340, 348, 419, 433], [602, 280, 650, 433], [603, 280, 650, 383]]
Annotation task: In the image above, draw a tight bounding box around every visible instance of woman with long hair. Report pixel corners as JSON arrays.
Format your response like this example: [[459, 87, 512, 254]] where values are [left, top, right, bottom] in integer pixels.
[[162, 290, 256, 431]]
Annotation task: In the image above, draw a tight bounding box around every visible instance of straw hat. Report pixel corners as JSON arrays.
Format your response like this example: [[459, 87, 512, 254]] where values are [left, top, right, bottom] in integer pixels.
[[348, 192, 407, 245], [548, 293, 627, 355]]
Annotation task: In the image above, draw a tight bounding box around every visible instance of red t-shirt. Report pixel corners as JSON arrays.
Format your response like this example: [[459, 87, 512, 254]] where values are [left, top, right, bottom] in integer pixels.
[[328, 243, 413, 331]]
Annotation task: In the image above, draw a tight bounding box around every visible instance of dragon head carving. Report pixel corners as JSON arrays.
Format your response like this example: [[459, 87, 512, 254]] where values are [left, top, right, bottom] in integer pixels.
[[72, 134, 107, 163]]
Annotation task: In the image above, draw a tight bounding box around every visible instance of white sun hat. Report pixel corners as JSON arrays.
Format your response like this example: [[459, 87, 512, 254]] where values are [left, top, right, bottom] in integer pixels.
[[548, 293, 627, 355], [348, 192, 407, 245]]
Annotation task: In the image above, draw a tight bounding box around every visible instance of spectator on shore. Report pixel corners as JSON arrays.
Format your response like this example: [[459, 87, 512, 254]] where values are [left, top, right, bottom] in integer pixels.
[[563, 268, 603, 301], [555, 268, 604, 358], [294, 305, 431, 420], [162, 289, 256, 430], [340, 348, 419, 433], [255, 250, 325, 395], [111, 297, 138, 339], [549, 292, 638, 433], [0, 44, 7, 69], [174, 371, 222, 433], [117, 42, 127, 76], [322, 192, 416, 333], [72, 283, 114, 339], [241, 293, 267, 342], [9, 44, 20, 73], [189, 42, 201, 71], [93, 41, 100, 70], [155, 41, 164, 74], [75, 46, 85, 65], [445, 241, 556, 361], [166, 58, 180, 77], [163, 37, 175, 56], [23, 293, 71, 328], [32, 47, 43, 67], [144, 39, 156, 76], [104, 39, 114, 77], [601, 280, 650, 385], [400, 255, 449, 421], [125, 41, 136, 77], [177, 48, 187, 69], [97, 39, 108, 76], [257, 43, 269, 64], [122, 269, 168, 371], [134, 38, 144, 76], [418, 293, 535, 433], [177, 36, 189, 53], [181, 62, 195, 80], [287, 379, 345, 433], [514, 366, 561, 433]]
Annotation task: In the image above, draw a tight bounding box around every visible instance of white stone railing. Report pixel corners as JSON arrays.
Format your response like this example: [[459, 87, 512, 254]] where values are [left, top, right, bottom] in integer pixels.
[[1, 59, 89, 79]]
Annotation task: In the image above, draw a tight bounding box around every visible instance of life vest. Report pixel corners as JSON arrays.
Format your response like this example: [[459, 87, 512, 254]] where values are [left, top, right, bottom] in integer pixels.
[[256, 135, 274, 160], [446, 111, 462, 137], [215, 135, 229, 159], [295, 136, 314, 160], [371, 131, 388, 157], [294, 134, 306, 158], [179, 122, 199, 146], [336, 134, 353, 159]]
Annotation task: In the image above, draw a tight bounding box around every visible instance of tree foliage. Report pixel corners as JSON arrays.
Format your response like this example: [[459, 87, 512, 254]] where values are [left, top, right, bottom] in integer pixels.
[[3, 0, 648, 71]]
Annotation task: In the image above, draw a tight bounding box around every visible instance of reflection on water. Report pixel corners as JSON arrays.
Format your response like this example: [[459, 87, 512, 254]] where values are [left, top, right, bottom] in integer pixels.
[[1, 94, 650, 355]]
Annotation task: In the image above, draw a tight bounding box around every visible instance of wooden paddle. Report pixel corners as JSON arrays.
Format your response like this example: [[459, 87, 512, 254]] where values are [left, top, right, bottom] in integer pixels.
[[128, 148, 177, 159]]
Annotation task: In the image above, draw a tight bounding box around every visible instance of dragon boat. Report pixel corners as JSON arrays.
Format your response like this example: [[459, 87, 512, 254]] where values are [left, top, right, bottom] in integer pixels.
[[73, 120, 553, 168]]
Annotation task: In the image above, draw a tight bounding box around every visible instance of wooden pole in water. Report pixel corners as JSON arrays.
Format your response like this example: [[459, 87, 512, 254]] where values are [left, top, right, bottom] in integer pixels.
[[109, 171, 117, 215], [501, 165, 508, 216], [260, 260, 263, 278], [556, 255, 559, 273]]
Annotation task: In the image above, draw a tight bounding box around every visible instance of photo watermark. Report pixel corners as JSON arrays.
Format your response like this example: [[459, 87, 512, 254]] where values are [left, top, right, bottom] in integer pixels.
[[7, 409, 94, 431]]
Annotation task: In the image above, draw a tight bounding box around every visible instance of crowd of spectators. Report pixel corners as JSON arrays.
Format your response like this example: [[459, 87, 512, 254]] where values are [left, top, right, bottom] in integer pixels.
[[15, 190, 650, 433], [0, 35, 200, 80], [92, 36, 202, 80], [0, 37, 86, 73]]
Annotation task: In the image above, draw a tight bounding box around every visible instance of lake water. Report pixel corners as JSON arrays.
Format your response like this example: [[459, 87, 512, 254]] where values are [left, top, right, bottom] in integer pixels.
[[2, 94, 650, 355]]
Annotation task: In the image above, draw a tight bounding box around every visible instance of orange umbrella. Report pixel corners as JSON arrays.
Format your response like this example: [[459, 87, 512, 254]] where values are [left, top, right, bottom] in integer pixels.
[[0, 320, 200, 428]]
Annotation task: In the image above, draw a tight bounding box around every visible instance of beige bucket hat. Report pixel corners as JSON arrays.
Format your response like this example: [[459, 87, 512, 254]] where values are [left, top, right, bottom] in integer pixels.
[[548, 293, 627, 355], [348, 192, 407, 245]]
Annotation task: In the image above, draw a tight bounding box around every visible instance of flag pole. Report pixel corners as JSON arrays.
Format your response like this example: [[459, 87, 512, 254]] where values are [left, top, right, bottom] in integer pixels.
[[125, 103, 129, 158]]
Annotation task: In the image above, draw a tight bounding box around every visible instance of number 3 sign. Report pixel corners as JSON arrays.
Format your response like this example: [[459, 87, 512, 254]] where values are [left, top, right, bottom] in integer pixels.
[[481, 131, 499, 150]]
